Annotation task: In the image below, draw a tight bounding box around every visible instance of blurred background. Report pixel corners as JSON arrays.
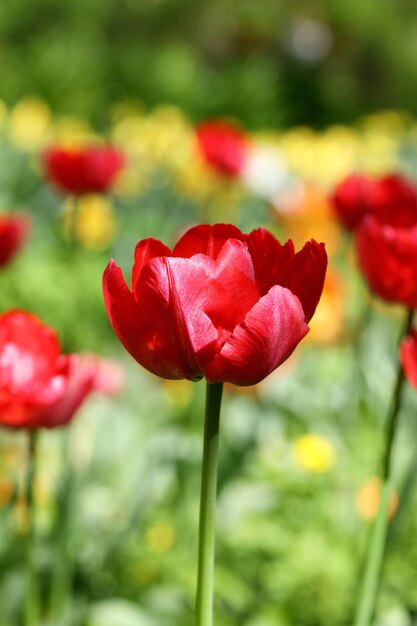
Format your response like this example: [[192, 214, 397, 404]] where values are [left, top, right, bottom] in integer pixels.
[[1, 1, 417, 626], [2, 0, 417, 128]]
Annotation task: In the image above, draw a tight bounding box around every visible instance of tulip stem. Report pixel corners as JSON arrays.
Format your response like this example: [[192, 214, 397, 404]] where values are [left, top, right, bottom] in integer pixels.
[[195, 382, 223, 626], [49, 430, 73, 622], [353, 307, 414, 626], [25, 430, 39, 626]]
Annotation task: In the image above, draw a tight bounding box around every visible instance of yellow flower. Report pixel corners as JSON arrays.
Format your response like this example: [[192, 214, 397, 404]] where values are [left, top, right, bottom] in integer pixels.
[[52, 116, 98, 147], [146, 523, 176, 553], [313, 126, 361, 185], [62, 195, 117, 250], [293, 434, 336, 473], [8, 98, 52, 150]]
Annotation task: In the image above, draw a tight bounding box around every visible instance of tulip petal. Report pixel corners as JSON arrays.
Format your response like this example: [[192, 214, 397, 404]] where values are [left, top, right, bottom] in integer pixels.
[[35, 355, 96, 428], [246, 227, 295, 295], [278, 240, 327, 322], [204, 239, 259, 331], [131, 238, 171, 291], [356, 216, 417, 307], [135, 255, 221, 379], [204, 285, 309, 386], [172, 223, 244, 259], [103, 260, 168, 373], [400, 331, 417, 389]]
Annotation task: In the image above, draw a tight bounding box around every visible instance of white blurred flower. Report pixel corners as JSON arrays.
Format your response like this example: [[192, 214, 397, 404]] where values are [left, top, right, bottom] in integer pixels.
[[241, 145, 300, 203]]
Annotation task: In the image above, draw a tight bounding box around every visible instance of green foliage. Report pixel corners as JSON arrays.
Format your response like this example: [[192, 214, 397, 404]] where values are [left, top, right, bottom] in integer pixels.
[[1, 0, 417, 127], [0, 96, 417, 624]]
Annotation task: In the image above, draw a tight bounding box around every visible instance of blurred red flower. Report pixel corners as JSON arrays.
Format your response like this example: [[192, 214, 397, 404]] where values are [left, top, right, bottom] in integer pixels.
[[103, 223, 327, 386], [366, 174, 417, 228], [356, 207, 417, 308], [0, 311, 118, 429], [332, 173, 417, 231], [0, 213, 30, 266], [331, 174, 373, 230], [43, 145, 124, 195], [195, 121, 249, 177], [400, 330, 417, 388]]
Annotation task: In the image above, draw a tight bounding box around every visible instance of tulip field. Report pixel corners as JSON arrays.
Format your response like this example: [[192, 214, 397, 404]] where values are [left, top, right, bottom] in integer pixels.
[[1, 98, 417, 626]]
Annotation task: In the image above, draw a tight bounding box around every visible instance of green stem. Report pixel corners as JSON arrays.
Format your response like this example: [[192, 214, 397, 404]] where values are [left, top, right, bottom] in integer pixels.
[[353, 308, 414, 626], [25, 430, 39, 626], [195, 382, 223, 626], [49, 430, 73, 624]]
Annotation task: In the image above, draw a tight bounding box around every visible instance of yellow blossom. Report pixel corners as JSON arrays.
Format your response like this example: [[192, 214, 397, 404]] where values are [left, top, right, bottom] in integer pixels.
[[52, 116, 98, 147], [293, 434, 336, 473], [8, 98, 52, 150], [62, 195, 117, 250]]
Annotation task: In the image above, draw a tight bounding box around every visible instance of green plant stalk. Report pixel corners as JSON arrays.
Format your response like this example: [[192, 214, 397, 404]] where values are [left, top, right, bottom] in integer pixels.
[[353, 308, 414, 626], [195, 382, 223, 626], [49, 430, 73, 623], [25, 430, 39, 626]]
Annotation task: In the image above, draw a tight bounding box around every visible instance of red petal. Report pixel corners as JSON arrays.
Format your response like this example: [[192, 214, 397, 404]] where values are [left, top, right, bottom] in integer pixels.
[[246, 228, 295, 295], [172, 223, 245, 259], [131, 238, 171, 291], [195, 121, 248, 177], [0, 213, 30, 266], [277, 240, 327, 322], [204, 239, 259, 331], [331, 174, 372, 230], [356, 216, 417, 307], [103, 260, 169, 374], [400, 331, 417, 389], [134, 255, 221, 379], [0, 310, 62, 384], [204, 285, 309, 386], [36, 355, 96, 428]]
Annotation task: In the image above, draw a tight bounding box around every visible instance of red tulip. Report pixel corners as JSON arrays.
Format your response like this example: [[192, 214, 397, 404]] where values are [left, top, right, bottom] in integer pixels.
[[332, 173, 417, 231], [400, 330, 417, 388], [195, 121, 249, 177], [43, 145, 124, 195], [366, 174, 417, 228], [356, 212, 417, 308], [0, 311, 108, 429], [0, 213, 30, 266], [103, 223, 327, 386], [331, 174, 373, 230]]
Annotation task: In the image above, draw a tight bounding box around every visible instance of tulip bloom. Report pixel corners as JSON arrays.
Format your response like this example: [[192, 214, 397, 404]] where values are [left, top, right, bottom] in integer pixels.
[[366, 174, 417, 228], [331, 174, 373, 230], [0, 310, 111, 429], [356, 208, 417, 308], [332, 173, 417, 232], [0, 213, 30, 266], [195, 121, 249, 177], [103, 223, 327, 386], [43, 145, 124, 195]]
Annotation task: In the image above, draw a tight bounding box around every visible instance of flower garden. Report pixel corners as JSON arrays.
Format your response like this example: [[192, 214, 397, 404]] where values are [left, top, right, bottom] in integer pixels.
[[1, 84, 417, 626]]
